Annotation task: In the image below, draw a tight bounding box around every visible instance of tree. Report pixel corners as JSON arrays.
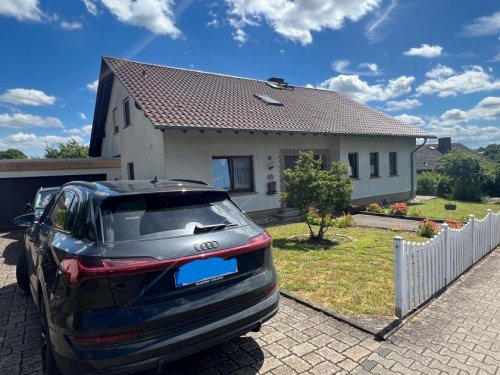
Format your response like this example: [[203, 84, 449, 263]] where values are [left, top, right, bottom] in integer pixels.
[[440, 151, 488, 202], [417, 171, 441, 196], [477, 144, 500, 164], [44, 139, 89, 159], [0, 148, 28, 160], [281, 151, 353, 241]]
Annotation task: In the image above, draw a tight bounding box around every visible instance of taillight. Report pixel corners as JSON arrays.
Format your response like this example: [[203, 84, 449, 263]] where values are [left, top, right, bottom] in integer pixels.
[[248, 231, 272, 248], [69, 331, 138, 346]]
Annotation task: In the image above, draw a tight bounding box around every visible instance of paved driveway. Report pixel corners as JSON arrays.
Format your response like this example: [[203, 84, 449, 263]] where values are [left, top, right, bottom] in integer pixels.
[[1, 231, 499, 374]]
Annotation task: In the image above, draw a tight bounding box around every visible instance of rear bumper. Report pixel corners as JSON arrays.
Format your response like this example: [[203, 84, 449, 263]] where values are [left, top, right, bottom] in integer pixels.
[[54, 289, 279, 375]]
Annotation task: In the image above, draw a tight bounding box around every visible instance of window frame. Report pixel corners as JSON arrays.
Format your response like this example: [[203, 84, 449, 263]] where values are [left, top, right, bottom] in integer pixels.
[[212, 156, 255, 193], [369, 152, 379, 178], [123, 98, 131, 127], [127, 162, 135, 180], [347, 152, 359, 179], [112, 107, 119, 134], [389, 152, 398, 176]]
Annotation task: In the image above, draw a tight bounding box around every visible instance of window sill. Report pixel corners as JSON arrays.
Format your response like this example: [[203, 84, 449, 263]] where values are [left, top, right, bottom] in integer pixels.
[[389, 174, 399, 177], [350, 177, 360, 181], [369, 176, 380, 179]]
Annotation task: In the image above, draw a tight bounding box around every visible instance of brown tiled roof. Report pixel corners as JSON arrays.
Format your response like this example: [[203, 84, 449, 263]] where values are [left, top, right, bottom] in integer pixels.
[[93, 57, 434, 150]]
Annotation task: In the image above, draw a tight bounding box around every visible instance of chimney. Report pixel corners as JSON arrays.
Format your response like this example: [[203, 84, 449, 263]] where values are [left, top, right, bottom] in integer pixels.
[[438, 137, 452, 154]]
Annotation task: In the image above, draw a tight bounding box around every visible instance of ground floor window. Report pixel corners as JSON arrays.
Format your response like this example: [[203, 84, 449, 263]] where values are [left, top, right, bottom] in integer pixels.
[[370, 152, 379, 177], [212, 156, 254, 192], [348, 153, 359, 178], [127, 162, 135, 180]]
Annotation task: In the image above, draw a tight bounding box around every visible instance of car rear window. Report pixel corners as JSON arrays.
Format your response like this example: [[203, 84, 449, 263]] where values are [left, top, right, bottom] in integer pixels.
[[98, 192, 251, 242]]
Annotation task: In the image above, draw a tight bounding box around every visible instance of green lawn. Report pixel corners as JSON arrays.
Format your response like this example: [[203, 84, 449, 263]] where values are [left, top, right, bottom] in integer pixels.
[[409, 198, 500, 221], [268, 223, 424, 317]]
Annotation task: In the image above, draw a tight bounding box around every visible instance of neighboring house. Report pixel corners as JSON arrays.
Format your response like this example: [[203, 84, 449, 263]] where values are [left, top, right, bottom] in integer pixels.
[[89, 57, 435, 214], [416, 137, 471, 173]]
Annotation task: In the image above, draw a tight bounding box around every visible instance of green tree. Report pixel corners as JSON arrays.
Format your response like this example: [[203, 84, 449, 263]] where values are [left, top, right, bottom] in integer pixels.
[[44, 139, 89, 159], [440, 151, 487, 202], [281, 151, 353, 240], [417, 171, 441, 195], [0, 148, 28, 160], [478, 143, 500, 163]]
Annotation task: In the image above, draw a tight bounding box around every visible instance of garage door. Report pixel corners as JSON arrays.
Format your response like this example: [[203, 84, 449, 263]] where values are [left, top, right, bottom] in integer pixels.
[[0, 174, 106, 231]]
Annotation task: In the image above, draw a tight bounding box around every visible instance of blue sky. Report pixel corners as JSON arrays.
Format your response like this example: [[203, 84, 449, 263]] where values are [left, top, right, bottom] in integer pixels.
[[0, 0, 499, 156]]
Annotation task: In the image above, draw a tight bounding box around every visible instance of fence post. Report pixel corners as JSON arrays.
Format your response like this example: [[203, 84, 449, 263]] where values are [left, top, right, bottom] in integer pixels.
[[469, 214, 475, 263], [487, 209, 493, 251], [442, 223, 450, 284], [394, 236, 407, 320]]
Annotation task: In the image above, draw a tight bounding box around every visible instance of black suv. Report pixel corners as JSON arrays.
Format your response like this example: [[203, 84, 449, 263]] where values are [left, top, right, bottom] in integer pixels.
[[14, 180, 279, 374]]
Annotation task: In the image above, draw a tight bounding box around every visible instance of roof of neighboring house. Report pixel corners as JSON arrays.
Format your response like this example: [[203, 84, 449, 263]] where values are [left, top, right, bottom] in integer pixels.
[[416, 143, 471, 171], [90, 57, 436, 156]]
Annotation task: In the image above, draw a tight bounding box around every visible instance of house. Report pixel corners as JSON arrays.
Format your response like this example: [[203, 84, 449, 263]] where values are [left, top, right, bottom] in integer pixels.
[[416, 137, 471, 173], [89, 57, 435, 214]]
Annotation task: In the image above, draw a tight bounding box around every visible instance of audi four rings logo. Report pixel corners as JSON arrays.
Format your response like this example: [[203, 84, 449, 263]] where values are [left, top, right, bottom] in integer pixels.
[[194, 241, 220, 251]]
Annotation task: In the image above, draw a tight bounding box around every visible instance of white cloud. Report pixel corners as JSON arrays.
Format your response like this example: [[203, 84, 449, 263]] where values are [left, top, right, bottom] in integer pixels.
[[233, 28, 248, 44], [364, 0, 397, 42], [86, 80, 99, 92], [403, 44, 443, 58], [425, 123, 500, 146], [60, 20, 83, 30], [0, 0, 44, 22], [0, 88, 56, 106], [331, 59, 382, 76], [440, 109, 467, 124], [63, 124, 92, 136], [99, 0, 180, 37], [0, 113, 63, 128], [82, 0, 98, 16], [438, 97, 500, 127], [461, 11, 500, 37], [316, 74, 414, 103], [425, 65, 455, 79], [0, 133, 85, 155], [395, 114, 425, 127], [491, 52, 500, 63], [207, 9, 219, 28], [417, 66, 500, 97], [224, 0, 381, 45], [385, 98, 421, 112], [77, 112, 87, 120]]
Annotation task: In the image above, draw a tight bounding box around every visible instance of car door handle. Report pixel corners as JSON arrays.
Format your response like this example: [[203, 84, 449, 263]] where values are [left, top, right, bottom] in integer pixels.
[[36, 248, 45, 255]]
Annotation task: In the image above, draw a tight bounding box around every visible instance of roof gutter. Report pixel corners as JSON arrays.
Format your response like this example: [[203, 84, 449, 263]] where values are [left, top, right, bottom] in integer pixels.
[[410, 138, 428, 199]]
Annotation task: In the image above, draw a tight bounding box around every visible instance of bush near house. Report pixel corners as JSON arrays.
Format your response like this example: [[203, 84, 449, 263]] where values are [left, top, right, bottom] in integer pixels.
[[334, 214, 355, 228], [417, 219, 440, 238], [389, 203, 408, 216], [366, 203, 384, 213], [417, 171, 440, 196]]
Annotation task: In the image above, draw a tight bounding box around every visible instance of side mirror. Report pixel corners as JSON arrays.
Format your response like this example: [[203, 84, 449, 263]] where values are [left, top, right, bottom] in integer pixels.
[[13, 213, 36, 228], [25, 202, 32, 213]]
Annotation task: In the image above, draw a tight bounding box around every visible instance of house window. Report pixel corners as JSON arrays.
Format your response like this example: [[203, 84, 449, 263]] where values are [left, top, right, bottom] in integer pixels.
[[127, 162, 135, 180], [123, 99, 131, 127], [212, 156, 254, 192], [370, 152, 379, 177], [112, 107, 119, 134], [348, 153, 359, 179], [389, 152, 398, 176]]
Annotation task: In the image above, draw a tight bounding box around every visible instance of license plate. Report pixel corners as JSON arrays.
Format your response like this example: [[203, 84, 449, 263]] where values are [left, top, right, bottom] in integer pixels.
[[175, 257, 238, 288]]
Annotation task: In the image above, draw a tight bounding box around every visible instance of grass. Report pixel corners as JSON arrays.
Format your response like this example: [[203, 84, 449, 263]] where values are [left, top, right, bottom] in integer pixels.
[[408, 198, 500, 221], [268, 223, 424, 317]]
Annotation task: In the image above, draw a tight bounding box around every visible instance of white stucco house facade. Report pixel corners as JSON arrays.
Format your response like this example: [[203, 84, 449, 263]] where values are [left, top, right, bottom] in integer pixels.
[[89, 57, 435, 214]]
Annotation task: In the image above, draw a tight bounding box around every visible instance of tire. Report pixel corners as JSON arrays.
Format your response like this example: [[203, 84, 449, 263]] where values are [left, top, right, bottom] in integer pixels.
[[16, 250, 30, 293], [40, 301, 61, 375]]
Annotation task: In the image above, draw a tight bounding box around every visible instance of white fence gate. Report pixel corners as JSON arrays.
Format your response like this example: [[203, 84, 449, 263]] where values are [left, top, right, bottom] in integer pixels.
[[394, 209, 500, 319]]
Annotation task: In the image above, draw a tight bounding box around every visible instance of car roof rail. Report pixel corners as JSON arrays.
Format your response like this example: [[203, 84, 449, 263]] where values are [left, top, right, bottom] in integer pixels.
[[62, 181, 98, 190], [170, 179, 208, 185]]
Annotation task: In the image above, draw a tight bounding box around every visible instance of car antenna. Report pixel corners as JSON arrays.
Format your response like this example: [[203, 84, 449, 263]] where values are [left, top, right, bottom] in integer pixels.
[[150, 176, 159, 184]]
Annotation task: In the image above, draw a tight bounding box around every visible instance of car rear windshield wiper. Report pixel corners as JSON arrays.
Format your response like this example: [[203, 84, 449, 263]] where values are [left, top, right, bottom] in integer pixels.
[[193, 223, 237, 234]]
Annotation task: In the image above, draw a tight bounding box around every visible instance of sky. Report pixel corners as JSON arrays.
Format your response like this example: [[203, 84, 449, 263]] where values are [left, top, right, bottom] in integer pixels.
[[0, 0, 499, 157]]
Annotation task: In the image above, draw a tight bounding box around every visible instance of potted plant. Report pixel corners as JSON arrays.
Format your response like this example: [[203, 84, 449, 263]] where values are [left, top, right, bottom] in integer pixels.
[[444, 202, 457, 210]]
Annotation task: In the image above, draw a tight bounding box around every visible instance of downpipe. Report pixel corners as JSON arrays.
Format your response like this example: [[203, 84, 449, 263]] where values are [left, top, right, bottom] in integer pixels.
[[410, 138, 428, 200]]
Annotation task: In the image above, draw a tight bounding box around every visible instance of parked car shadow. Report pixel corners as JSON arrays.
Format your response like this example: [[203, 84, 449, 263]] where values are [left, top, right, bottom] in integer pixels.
[[0, 232, 264, 374]]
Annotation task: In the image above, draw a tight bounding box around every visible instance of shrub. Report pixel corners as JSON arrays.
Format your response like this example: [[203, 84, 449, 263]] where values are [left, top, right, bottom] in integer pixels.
[[366, 203, 384, 213], [389, 203, 408, 216], [407, 208, 422, 217], [417, 219, 440, 238], [334, 214, 355, 228], [417, 171, 441, 196], [446, 219, 465, 230], [436, 176, 453, 199]]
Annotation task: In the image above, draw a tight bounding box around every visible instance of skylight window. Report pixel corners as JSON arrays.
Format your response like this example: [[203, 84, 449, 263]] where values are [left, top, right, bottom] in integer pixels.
[[266, 81, 282, 89], [254, 94, 283, 106]]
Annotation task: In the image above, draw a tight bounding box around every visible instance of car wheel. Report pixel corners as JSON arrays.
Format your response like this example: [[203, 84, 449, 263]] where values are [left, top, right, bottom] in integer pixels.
[[16, 250, 30, 293], [40, 301, 61, 375]]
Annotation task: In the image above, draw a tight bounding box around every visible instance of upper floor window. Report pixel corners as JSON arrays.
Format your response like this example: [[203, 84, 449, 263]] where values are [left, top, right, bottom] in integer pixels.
[[112, 107, 119, 134], [389, 152, 398, 176], [123, 98, 131, 127], [370, 152, 379, 178], [212, 156, 254, 193], [348, 153, 359, 179]]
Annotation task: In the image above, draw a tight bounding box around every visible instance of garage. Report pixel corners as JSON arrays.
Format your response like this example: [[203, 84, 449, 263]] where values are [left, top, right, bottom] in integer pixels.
[[0, 158, 121, 232]]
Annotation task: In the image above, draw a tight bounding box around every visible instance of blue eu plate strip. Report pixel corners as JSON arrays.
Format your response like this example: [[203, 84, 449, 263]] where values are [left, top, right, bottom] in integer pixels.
[[175, 257, 238, 288]]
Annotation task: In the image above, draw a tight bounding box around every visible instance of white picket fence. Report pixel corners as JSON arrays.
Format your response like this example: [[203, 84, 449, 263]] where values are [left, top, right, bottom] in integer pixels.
[[394, 209, 500, 319]]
